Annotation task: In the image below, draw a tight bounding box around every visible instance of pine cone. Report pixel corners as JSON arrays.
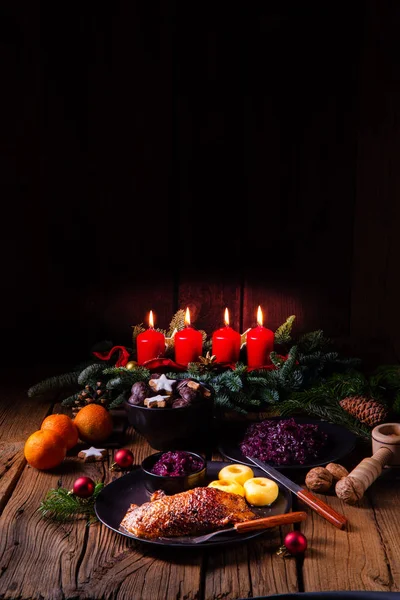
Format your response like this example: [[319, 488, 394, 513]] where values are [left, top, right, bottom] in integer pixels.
[[72, 381, 110, 416], [339, 395, 388, 427]]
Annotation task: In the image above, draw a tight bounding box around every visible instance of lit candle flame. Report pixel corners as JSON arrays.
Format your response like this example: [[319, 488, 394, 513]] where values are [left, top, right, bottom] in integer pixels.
[[224, 307, 230, 327], [257, 305, 263, 327], [185, 307, 191, 326], [149, 310, 155, 328]]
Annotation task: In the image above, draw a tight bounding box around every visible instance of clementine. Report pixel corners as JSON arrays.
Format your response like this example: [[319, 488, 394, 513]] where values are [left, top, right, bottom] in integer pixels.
[[73, 404, 113, 443], [24, 429, 67, 470], [41, 413, 79, 450]]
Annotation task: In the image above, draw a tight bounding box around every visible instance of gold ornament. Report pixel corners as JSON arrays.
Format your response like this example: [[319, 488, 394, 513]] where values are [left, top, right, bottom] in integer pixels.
[[126, 361, 138, 370], [198, 351, 217, 366], [240, 328, 251, 349]]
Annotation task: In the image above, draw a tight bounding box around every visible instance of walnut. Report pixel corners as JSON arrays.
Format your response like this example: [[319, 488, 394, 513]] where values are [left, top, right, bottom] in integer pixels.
[[305, 466, 333, 493], [325, 463, 349, 482], [335, 476, 364, 504]]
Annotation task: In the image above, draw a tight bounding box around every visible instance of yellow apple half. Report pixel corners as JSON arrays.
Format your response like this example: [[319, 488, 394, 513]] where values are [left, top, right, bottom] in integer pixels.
[[243, 477, 279, 506], [218, 464, 254, 486], [208, 479, 245, 496]]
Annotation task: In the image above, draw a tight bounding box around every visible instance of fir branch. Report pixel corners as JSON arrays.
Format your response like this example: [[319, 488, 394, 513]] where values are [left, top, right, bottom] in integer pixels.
[[38, 482, 104, 525], [78, 363, 105, 386], [298, 330, 331, 353], [270, 352, 285, 369], [326, 370, 370, 399], [28, 371, 81, 398], [102, 366, 150, 382], [392, 391, 400, 415], [274, 315, 296, 346], [281, 346, 298, 376], [108, 391, 129, 409], [369, 365, 400, 391], [279, 396, 371, 440], [61, 392, 81, 407]]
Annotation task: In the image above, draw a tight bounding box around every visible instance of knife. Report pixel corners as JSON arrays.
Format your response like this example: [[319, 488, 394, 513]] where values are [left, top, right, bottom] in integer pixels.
[[246, 456, 347, 530], [158, 511, 307, 544]]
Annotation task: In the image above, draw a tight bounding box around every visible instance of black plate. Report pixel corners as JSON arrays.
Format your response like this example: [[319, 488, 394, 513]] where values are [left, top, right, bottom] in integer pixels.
[[95, 461, 292, 548], [217, 417, 357, 470]]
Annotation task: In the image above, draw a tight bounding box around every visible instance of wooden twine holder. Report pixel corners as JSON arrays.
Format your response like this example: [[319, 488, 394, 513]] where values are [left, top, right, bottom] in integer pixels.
[[335, 422, 400, 505]]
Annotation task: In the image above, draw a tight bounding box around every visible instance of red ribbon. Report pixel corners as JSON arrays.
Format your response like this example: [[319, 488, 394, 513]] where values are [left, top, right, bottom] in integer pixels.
[[137, 356, 289, 373], [92, 345, 131, 367]]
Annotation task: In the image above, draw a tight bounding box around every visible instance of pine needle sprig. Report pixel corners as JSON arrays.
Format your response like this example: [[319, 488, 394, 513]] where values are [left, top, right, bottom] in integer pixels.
[[78, 364, 105, 386], [108, 391, 130, 409], [38, 482, 104, 525], [279, 396, 371, 440], [270, 352, 285, 369], [61, 392, 81, 407], [298, 330, 331, 353], [28, 371, 81, 398]]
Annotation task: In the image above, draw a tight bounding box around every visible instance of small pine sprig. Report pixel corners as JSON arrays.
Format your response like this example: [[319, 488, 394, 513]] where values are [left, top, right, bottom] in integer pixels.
[[38, 482, 104, 525], [274, 315, 296, 346]]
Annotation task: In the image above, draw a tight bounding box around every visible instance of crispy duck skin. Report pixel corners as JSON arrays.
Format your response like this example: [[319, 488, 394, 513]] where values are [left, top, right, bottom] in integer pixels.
[[120, 486, 256, 539]]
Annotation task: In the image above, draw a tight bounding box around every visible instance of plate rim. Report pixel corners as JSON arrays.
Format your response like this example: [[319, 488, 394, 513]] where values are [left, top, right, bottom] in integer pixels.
[[94, 460, 292, 548], [217, 416, 357, 470]]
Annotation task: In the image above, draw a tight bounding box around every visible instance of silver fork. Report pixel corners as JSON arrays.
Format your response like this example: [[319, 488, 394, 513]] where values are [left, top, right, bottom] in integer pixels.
[[158, 510, 307, 544]]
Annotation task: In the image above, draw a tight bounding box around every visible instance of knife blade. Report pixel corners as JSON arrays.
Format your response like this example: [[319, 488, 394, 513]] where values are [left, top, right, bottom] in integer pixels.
[[246, 456, 347, 530]]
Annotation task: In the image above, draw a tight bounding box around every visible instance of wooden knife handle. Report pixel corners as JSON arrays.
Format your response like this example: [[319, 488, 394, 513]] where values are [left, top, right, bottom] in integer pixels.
[[297, 489, 347, 530], [234, 511, 307, 533]]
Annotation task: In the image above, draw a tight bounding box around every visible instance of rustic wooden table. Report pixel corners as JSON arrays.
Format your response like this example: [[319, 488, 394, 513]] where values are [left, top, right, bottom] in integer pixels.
[[1, 377, 400, 600]]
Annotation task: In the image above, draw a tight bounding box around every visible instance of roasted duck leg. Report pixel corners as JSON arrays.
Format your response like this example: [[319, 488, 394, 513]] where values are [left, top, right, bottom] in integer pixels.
[[120, 486, 256, 539]]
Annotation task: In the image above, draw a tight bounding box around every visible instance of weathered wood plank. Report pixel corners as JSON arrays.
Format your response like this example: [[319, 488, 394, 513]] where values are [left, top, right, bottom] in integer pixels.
[[368, 476, 400, 590], [75, 431, 203, 600], [0, 456, 105, 600], [301, 490, 392, 592], [0, 442, 25, 516], [205, 451, 298, 599]]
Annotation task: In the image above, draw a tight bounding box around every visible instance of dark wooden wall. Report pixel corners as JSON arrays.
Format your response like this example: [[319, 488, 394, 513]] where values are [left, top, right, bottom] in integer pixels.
[[2, 1, 400, 371]]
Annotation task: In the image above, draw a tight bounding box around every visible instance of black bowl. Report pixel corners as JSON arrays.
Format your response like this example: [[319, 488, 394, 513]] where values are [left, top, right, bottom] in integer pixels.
[[141, 451, 207, 495], [123, 386, 214, 451]]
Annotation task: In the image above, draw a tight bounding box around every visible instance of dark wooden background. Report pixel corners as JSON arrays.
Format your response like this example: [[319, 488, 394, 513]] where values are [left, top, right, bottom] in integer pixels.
[[2, 1, 400, 375]]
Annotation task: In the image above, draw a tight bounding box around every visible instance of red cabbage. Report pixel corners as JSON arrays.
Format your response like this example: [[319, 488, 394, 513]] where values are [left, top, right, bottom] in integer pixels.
[[151, 451, 204, 477], [240, 418, 328, 465]]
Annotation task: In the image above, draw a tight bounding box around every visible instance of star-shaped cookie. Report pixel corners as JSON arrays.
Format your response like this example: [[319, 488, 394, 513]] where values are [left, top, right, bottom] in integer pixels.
[[78, 446, 107, 462], [149, 373, 176, 393]]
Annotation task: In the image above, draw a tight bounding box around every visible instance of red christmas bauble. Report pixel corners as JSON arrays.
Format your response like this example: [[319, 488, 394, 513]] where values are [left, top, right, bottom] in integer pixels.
[[114, 448, 134, 469], [73, 476, 95, 498], [283, 531, 308, 555]]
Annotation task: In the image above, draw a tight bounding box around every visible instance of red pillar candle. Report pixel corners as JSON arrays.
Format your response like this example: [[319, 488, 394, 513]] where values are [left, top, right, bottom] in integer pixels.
[[136, 310, 166, 365], [212, 307, 241, 364], [246, 305, 274, 369], [174, 307, 203, 366]]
